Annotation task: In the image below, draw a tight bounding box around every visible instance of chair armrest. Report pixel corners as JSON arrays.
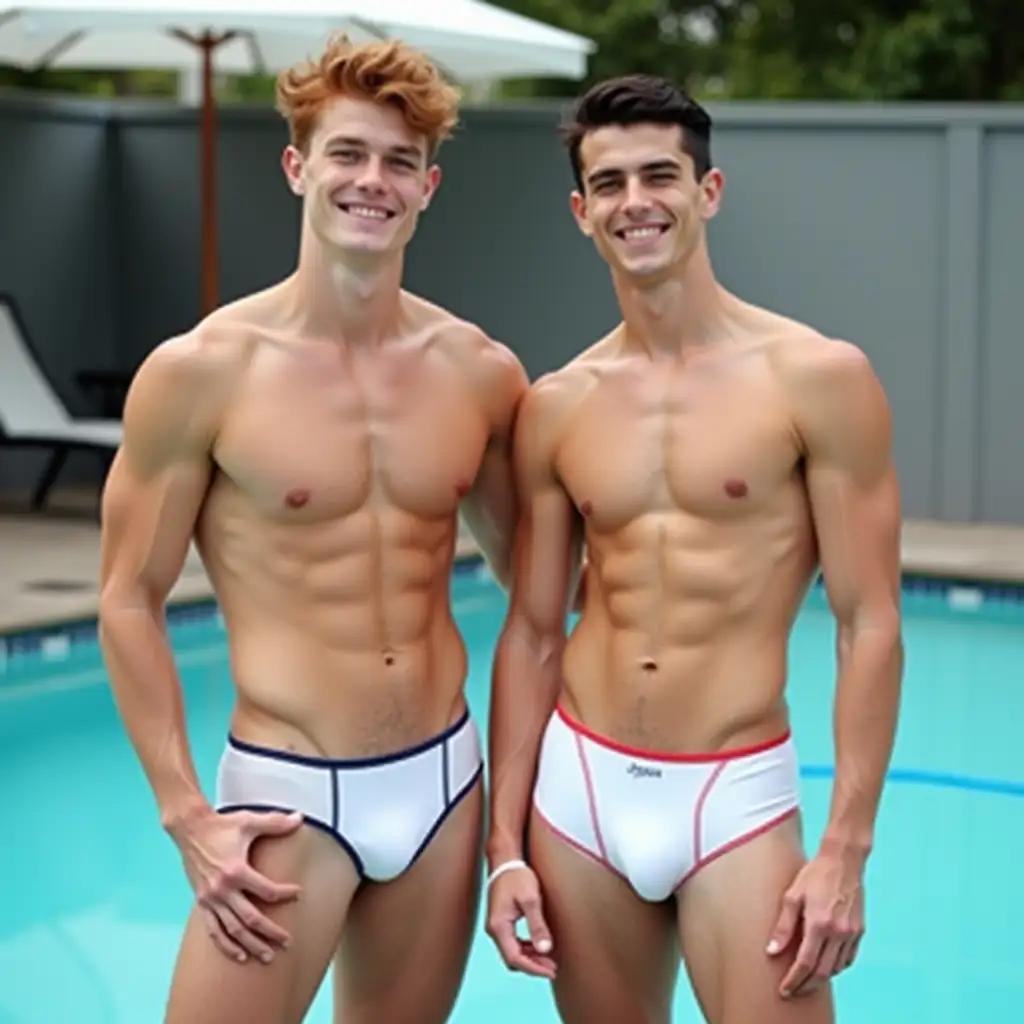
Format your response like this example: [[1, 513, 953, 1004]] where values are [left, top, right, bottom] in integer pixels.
[[74, 369, 133, 418]]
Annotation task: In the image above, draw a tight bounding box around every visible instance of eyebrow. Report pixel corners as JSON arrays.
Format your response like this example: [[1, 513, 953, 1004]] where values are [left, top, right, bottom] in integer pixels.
[[586, 159, 682, 186], [326, 135, 423, 159]]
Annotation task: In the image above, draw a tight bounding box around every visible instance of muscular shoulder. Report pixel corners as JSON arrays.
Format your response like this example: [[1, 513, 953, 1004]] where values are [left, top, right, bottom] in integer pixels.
[[421, 304, 529, 431], [769, 330, 892, 468], [122, 319, 254, 465], [514, 360, 599, 470]]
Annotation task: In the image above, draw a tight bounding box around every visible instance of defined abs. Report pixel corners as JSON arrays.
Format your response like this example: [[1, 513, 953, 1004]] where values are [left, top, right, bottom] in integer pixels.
[[226, 613, 469, 758], [561, 609, 791, 754]]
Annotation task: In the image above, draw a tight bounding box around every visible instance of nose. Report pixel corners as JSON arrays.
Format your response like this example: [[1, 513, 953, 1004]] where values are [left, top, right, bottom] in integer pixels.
[[354, 155, 387, 193], [622, 176, 652, 217]]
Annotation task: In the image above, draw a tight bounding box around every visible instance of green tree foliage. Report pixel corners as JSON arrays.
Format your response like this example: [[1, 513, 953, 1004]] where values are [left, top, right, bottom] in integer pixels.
[[497, 0, 1024, 101], [1, 1, 1021, 102]]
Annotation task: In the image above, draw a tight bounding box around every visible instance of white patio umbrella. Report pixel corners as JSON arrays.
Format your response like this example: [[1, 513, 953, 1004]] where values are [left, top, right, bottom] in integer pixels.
[[0, 0, 595, 313]]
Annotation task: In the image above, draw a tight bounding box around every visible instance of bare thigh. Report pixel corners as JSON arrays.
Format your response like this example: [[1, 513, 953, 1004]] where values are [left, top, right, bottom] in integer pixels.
[[165, 822, 360, 1024], [332, 776, 484, 1024], [529, 806, 680, 1024], [677, 813, 835, 1024]]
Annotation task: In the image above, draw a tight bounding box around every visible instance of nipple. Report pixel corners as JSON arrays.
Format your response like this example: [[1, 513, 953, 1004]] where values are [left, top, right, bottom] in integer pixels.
[[580, 500, 593, 517], [723, 478, 748, 499], [454, 479, 471, 499], [284, 488, 311, 509]]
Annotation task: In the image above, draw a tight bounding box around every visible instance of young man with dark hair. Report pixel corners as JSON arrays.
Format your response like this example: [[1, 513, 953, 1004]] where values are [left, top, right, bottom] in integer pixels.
[[483, 74, 904, 1024]]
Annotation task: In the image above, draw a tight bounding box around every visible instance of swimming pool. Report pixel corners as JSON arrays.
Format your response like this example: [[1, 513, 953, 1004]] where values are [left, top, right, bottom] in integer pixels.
[[1, 562, 1022, 1022]]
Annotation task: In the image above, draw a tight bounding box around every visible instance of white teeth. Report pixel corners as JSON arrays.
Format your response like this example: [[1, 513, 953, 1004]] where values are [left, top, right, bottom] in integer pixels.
[[622, 226, 662, 240], [346, 205, 388, 220]]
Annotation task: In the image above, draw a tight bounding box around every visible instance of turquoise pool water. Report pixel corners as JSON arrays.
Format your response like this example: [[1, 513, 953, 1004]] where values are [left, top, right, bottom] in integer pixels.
[[1, 565, 1023, 1022]]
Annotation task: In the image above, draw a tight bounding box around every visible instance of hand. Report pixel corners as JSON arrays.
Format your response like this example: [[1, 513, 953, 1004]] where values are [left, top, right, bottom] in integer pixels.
[[766, 848, 866, 998], [485, 862, 557, 979], [172, 807, 304, 964]]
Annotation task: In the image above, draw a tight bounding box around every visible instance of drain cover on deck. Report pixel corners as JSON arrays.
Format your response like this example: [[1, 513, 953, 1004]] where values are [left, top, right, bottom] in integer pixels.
[[22, 579, 94, 593]]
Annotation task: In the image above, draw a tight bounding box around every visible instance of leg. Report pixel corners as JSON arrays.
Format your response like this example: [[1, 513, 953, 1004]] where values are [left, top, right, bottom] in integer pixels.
[[165, 823, 361, 1024], [332, 775, 485, 1024], [529, 807, 680, 1024], [677, 813, 835, 1024], [31, 446, 68, 510]]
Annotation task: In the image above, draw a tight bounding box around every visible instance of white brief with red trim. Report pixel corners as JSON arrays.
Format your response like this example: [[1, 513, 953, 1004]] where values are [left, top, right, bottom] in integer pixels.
[[532, 704, 801, 902]]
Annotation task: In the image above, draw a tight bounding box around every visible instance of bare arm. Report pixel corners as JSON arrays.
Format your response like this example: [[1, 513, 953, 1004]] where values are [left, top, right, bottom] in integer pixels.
[[791, 340, 904, 860], [98, 332, 230, 835], [486, 379, 584, 869], [459, 339, 530, 590]]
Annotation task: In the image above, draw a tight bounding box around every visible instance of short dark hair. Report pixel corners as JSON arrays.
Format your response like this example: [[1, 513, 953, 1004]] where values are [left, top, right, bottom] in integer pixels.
[[560, 74, 713, 192]]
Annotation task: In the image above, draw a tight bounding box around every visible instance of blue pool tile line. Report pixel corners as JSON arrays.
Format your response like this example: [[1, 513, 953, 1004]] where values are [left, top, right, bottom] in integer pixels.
[[0, 554, 490, 674], [1, 562, 1022, 677]]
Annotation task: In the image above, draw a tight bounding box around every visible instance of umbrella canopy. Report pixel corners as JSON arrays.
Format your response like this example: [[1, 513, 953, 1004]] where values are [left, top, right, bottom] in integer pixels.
[[0, 0, 596, 82], [1, 0, 596, 313]]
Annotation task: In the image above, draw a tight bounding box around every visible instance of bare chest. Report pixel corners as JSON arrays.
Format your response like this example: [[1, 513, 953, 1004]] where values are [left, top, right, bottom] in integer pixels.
[[556, 364, 801, 530], [213, 349, 489, 522]]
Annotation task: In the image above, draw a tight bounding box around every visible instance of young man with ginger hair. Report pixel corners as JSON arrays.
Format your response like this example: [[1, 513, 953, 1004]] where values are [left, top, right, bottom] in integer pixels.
[[98, 34, 528, 1024]]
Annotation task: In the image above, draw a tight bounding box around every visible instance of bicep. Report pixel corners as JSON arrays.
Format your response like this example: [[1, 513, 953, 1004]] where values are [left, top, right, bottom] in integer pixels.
[[801, 351, 902, 625], [99, 344, 218, 606], [461, 434, 517, 554], [807, 459, 901, 623], [461, 344, 529, 546], [509, 477, 582, 638], [100, 445, 213, 606]]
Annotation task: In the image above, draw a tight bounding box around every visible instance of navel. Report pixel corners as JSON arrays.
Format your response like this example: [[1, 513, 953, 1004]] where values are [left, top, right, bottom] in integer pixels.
[[723, 478, 748, 499], [284, 488, 311, 509]]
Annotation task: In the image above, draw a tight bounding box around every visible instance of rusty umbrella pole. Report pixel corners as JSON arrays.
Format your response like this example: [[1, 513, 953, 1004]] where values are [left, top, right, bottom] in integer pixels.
[[172, 29, 237, 316]]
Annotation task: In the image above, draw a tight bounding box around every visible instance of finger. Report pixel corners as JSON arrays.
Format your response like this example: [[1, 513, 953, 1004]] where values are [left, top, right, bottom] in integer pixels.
[[780, 924, 825, 998], [766, 892, 802, 956], [226, 892, 294, 954], [520, 897, 554, 955], [209, 902, 274, 962], [216, 900, 277, 963], [201, 906, 249, 963], [515, 938, 557, 980], [490, 921, 550, 977], [839, 933, 862, 972], [241, 810, 305, 838], [490, 920, 527, 970], [239, 863, 302, 904], [808, 935, 846, 989]]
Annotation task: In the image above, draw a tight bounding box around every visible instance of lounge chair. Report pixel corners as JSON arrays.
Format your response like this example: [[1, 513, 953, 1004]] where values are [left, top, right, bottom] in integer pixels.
[[0, 293, 122, 511]]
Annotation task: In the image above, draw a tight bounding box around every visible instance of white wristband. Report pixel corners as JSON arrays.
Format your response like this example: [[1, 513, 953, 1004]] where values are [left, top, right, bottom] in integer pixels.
[[486, 859, 529, 888]]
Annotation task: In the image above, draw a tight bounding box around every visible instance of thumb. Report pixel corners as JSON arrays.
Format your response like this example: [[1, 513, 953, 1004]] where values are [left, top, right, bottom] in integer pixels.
[[244, 809, 304, 836], [521, 896, 553, 955], [766, 892, 801, 956]]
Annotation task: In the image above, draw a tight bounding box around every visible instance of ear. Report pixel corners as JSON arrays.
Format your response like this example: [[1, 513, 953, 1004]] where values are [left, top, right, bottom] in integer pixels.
[[570, 190, 593, 237], [421, 164, 442, 211], [281, 145, 306, 197], [699, 167, 725, 221]]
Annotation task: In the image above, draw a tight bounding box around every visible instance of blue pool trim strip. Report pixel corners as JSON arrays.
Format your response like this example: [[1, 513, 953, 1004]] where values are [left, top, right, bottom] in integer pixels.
[[2, 559, 1023, 662], [801, 764, 1024, 799], [0, 554, 489, 657]]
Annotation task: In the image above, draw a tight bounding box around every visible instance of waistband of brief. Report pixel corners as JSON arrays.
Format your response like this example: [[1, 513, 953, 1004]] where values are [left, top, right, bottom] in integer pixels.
[[555, 702, 791, 764], [226, 705, 472, 770]]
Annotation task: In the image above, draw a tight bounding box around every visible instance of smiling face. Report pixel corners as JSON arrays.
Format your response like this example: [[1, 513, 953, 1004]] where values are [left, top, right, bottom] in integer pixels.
[[570, 122, 723, 281], [282, 96, 440, 259]]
